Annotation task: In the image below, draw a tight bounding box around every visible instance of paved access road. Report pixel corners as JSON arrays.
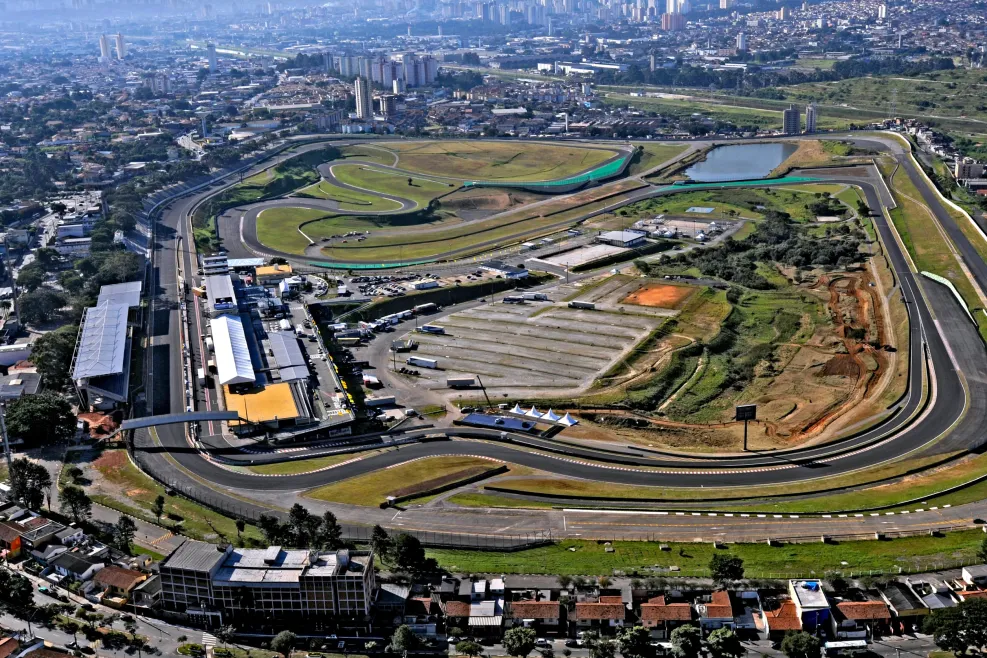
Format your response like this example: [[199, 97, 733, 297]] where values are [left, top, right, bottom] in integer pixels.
[[138, 133, 987, 541]]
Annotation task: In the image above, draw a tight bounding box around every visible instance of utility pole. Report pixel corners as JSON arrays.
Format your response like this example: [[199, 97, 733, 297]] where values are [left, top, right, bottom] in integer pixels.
[[0, 401, 10, 472]]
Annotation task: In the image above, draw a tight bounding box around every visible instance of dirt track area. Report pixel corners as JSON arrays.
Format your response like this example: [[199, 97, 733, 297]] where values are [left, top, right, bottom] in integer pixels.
[[622, 283, 696, 309]]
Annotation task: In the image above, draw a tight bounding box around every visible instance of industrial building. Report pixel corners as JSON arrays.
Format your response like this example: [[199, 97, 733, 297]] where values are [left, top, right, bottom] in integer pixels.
[[597, 229, 647, 248], [209, 315, 255, 387], [205, 274, 237, 317], [72, 280, 143, 408], [159, 541, 376, 627]]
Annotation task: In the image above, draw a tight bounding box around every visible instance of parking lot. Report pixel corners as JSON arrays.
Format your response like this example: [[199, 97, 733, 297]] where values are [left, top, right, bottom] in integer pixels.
[[349, 269, 500, 299], [392, 296, 662, 398]]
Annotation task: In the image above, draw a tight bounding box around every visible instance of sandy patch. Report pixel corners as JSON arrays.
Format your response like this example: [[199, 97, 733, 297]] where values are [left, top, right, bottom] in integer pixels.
[[622, 283, 696, 309]]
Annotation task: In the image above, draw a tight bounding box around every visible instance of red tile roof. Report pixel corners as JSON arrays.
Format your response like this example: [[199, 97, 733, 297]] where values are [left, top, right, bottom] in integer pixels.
[[445, 601, 471, 617], [703, 591, 733, 618], [574, 602, 626, 621], [0, 637, 19, 658], [640, 596, 693, 622], [960, 590, 987, 600], [600, 596, 624, 604], [93, 566, 146, 592], [764, 600, 802, 632], [405, 597, 436, 616], [0, 523, 20, 543], [509, 601, 561, 620], [837, 601, 891, 621]]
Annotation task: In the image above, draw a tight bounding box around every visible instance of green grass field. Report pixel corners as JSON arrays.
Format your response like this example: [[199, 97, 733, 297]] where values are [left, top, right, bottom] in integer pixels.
[[330, 164, 458, 208], [88, 449, 265, 544], [617, 185, 847, 223], [783, 68, 987, 123], [305, 456, 505, 506], [297, 180, 403, 212], [375, 140, 621, 181], [256, 207, 328, 254], [428, 532, 983, 577], [248, 450, 388, 475], [627, 143, 690, 176]]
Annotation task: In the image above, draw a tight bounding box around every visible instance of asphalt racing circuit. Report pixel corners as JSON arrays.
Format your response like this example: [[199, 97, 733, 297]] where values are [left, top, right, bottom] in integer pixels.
[[134, 134, 987, 542]]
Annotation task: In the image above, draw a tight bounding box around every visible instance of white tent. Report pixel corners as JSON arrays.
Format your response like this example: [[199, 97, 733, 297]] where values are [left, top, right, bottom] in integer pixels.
[[525, 406, 543, 418], [559, 413, 579, 426], [543, 409, 562, 422], [510, 403, 524, 415]]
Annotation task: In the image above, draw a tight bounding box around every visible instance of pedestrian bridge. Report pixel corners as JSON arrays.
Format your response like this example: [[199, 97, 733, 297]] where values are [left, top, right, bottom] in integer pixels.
[[121, 411, 241, 430]]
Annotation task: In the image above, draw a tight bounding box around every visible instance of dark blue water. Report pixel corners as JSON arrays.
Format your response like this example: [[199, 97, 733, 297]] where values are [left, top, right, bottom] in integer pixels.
[[685, 143, 799, 182]]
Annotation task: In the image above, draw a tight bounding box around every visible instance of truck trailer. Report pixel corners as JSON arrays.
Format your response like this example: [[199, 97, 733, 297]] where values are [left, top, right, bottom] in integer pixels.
[[407, 356, 438, 369], [418, 324, 446, 334], [568, 301, 596, 310], [447, 377, 476, 388]]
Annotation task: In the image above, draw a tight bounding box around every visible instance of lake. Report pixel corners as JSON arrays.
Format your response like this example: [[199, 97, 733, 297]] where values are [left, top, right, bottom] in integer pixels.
[[684, 142, 798, 182]]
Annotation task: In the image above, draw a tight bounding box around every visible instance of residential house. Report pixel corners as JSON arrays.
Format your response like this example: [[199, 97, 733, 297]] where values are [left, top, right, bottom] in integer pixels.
[[377, 584, 412, 616], [906, 579, 957, 609], [962, 565, 987, 588], [92, 566, 148, 607], [49, 552, 104, 583], [697, 591, 735, 632], [131, 575, 162, 612], [640, 596, 693, 639], [403, 597, 440, 639], [0, 522, 22, 559], [443, 600, 471, 632], [788, 580, 831, 632], [0, 637, 19, 658], [760, 598, 802, 640], [468, 599, 504, 636], [878, 582, 928, 633], [504, 600, 563, 633], [572, 596, 626, 632], [833, 599, 891, 639]]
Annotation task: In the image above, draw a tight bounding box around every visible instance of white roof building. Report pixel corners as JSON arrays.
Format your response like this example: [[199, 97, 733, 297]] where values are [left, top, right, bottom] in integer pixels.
[[211, 315, 256, 386]]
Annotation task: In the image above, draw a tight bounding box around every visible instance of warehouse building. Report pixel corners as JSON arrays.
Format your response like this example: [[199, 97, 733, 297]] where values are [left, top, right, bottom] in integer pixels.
[[596, 229, 647, 248], [209, 315, 256, 387], [159, 540, 376, 627], [72, 280, 143, 408]]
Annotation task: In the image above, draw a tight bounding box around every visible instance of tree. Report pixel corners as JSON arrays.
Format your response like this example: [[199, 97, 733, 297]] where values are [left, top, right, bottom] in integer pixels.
[[235, 518, 246, 539], [977, 536, 987, 564], [370, 524, 391, 561], [215, 626, 236, 648], [780, 632, 820, 658], [258, 514, 287, 544], [319, 510, 343, 549], [4, 392, 77, 447], [709, 554, 745, 582], [670, 625, 702, 658], [288, 503, 320, 546], [270, 630, 296, 658], [557, 574, 573, 590], [30, 325, 78, 387], [706, 628, 744, 658], [390, 625, 421, 652], [60, 485, 92, 523], [923, 597, 987, 655], [0, 567, 34, 612], [617, 625, 652, 658], [502, 627, 537, 658], [588, 638, 616, 658], [393, 533, 425, 571], [152, 495, 165, 522], [8, 458, 52, 510], [457, 640, 484, 658], [16, 265, 45, 292], [114, 516, 137, 554], [60, 618, 82, 646]]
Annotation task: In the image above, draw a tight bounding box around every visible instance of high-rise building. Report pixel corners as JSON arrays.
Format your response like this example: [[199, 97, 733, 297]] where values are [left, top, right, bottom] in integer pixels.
[[380, 94, 398, 118], [719, 0, 732, 8], [115, 33, 126, 60], [777, 5, 790, 19], [206, 43, 218, 73], [783, 103, 801, 135], [805, 103, 817, 133], [877, 3, 887, 19], [98, 34, 110, 60], [736, 32, 746, 51], [649, 52, 658, 72], [354, 76, 372, 120], [661, 12, 685, 29]]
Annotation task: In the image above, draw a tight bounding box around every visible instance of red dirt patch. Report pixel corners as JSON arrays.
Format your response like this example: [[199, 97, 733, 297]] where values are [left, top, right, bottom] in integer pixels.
[[622, 283, 696, 309], [820, 354, 860, 377], [78, 411, 121, 438], [93, 449, 127, 474]]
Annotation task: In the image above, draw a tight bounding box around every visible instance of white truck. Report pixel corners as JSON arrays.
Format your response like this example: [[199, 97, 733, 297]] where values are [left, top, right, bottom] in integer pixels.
[[447, 377, 476, 388], [522, 292, 549, 301], [418, 324, 446, 335], [407, 356, 438, 369]]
